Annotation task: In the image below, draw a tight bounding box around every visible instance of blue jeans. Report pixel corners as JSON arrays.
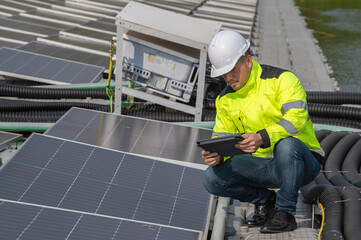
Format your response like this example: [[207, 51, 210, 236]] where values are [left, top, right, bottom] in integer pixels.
[[202, 137, 321, 215]]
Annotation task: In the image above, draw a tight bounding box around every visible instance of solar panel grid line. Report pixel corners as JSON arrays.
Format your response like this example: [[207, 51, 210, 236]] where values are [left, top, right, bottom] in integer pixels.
[[44, 127, 205, 170], [131, 159, 155, 220], [168, 166, 185, 225], [112, 219, 123, 240], [128, 120, 150, 153], [73, 112, 99, 140], [0, 198, 203, 235], [0, 48, 104, 84], [94, 153, 126, 214], [158, 124, 175, 158], [98, 117, 124, 148], [18, 140, 66, 202], [56, 147, 96, 208], [65, 213, 83, 240], [17, 207, 44, 240], [44, 107, 212, 165], [0, 133, 210, 233], [0, 199, 203, 239]]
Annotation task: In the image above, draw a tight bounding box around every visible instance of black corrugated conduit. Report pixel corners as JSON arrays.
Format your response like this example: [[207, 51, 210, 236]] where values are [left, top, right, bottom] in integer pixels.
[[300, 184, 344, 239], [1, 84, 361, 126], [307, 91, 361, 105], [301, 131, 361, 240], [319, 131, 348, 160], [308, 103, 361, 121], [311, 117, 361, 129], [0, 99, 110, 112], [340, 187, 361, 240], [341, 138, 361, 187], [0, 83, 109, 99], [315, 130, 333, 143], [0, 110, 66, 122], [319, 187, 344, 240], [324, 133, 361, 187]]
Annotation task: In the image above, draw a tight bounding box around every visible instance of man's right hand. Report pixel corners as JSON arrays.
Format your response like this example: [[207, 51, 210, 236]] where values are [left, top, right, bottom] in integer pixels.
[[202, 150, 222, 166]]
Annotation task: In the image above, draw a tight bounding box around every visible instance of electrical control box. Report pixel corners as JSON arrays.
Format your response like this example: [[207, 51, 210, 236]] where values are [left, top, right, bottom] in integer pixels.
[[115, 1, 221, 121], [122, 38, 199, 102]]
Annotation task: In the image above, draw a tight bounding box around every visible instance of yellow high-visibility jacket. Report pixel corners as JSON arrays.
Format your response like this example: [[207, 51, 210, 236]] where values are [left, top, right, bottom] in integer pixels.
[[213, 60, 324, 158]]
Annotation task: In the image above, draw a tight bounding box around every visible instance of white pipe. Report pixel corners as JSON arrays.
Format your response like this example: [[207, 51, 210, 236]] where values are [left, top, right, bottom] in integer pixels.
[[211, 197, 231, 240]]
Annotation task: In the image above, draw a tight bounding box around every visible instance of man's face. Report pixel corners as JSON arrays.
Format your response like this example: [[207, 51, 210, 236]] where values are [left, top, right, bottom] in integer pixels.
[[222, 55, 252, 91]]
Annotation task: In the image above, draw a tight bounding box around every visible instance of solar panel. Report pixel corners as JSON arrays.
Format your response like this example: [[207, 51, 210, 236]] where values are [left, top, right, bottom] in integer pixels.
[[0, 130, 22, 151], [0, 39, 21, 48], [17, 42, 109, 68], [45, 108, 213, 164], [0, 17, 60, 37], [0, 133, 210, 235], [0, 201, 201, 240], [0, 48, 104, 85]]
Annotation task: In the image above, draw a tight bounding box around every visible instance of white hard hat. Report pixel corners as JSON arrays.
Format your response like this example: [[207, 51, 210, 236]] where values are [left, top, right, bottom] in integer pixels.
[[208, 30, 250, 78]]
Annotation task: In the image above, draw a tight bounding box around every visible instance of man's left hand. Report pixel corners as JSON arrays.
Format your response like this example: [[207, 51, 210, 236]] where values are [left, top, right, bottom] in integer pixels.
[[235, 133, 263, 153]]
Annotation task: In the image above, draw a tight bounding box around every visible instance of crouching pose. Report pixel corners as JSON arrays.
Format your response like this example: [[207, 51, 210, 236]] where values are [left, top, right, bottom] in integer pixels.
[[202, 30, 323, 233]]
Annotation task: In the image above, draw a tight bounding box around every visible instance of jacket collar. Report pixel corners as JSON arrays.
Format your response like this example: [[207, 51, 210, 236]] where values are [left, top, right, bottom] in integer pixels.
[[235, 60, 261, 96]]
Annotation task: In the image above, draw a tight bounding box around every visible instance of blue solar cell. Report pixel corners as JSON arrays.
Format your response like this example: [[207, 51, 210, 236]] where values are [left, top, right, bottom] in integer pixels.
[[45, 108, 213, 164], [0, 133, 210, 236], [0, 201, 201, 240], [0, 48, 104, 84]]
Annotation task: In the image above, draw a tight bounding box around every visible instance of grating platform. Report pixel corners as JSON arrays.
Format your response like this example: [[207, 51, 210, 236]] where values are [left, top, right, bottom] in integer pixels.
[[225, 195, 318, 240]]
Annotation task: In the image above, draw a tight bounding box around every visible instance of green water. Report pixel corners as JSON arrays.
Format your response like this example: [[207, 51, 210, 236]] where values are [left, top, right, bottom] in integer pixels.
[[295, 0, 361, 93]]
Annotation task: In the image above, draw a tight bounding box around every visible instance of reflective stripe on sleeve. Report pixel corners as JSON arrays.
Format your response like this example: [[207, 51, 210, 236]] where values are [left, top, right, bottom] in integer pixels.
[[276, 119, 299, 135], [281, 100, 307, 115]]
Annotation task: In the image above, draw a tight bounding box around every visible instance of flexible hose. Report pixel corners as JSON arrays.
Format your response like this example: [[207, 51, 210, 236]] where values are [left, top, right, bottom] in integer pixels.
[[309, 103, 361, 121], [0, 110, 66, 122], [300, 184, 344, 239], [341, 138, 361, 187], [319, 186, 344, 240], [0, 84, 109, 99], [307, 91, 361, 105], [0, 99, 110, 111], [324, 133, 361, 187], [340, 187, 361, 240], [319, 131, 348, 160], [315, 129, 333, 143], [311, 117, 361, 129]]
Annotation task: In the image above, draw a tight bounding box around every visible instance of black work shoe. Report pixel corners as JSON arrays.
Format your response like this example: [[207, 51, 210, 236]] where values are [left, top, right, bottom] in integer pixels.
[[260, 209, 297, 233], [245, 190, 276, 227]]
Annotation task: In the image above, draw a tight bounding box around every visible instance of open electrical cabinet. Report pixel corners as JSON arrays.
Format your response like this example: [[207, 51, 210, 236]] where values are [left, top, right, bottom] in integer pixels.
[[114, 1, 221, 121]]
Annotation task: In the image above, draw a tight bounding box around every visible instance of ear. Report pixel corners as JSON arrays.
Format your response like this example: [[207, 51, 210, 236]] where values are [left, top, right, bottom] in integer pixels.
[[246, 55, 252, 68]]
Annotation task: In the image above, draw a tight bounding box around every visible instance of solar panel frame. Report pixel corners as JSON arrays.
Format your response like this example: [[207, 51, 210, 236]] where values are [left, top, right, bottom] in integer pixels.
[[45, 108, 213, 165], [0, 133, 211, 235], [0, 130, 22, 151], [0, 48, 104, 85], [0, 200, 202, 240], [17, 42, 109, 68]]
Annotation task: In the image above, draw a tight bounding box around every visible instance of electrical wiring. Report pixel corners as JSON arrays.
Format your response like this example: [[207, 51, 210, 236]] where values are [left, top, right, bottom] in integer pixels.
[[106, 38, 134, 112], [318, 203, 325, 240], [106, 41, 115, 113]]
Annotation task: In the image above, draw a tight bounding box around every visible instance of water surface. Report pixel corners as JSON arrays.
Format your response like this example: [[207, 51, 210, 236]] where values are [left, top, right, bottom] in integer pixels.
[[295, 0, 361, 92]]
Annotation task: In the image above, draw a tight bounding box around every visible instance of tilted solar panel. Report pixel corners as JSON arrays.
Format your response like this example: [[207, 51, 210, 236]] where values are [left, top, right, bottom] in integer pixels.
[[0, 133, 211, 238], [0, 201, 201, 240], [0, 48, 104, 85], [45, 108, 213, 164]]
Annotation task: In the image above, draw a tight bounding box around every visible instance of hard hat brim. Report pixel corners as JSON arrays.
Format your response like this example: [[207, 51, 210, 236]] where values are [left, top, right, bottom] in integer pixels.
[[211, 64, 234, 78], [210, 39, 250, 78]]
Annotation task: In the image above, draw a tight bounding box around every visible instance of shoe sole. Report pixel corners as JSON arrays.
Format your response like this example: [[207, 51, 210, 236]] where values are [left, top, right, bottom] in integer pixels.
[[259, 223, 297, 234]]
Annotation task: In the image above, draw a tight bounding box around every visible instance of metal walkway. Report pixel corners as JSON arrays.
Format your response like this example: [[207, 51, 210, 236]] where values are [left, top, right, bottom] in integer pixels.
[[256, 0, 337, 92]]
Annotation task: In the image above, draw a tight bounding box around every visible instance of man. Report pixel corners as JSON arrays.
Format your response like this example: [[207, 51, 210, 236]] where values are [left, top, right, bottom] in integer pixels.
[[202, 30, 324, 233]]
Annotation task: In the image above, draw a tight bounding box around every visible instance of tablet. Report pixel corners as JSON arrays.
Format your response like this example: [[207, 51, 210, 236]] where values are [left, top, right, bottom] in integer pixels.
[[197, 134, 246, 157]]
